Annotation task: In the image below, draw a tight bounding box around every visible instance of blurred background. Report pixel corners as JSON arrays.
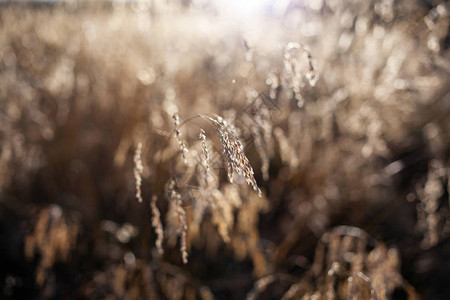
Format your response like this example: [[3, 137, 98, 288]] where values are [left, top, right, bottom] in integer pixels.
[[0, 0, 449, 299]]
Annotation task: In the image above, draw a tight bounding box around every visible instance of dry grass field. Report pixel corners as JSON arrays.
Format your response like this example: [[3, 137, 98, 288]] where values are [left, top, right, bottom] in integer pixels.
[[0, 0, 449, 299]]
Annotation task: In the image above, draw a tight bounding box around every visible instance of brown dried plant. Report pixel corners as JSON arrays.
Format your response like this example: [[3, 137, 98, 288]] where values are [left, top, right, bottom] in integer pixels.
[[133, 142, 144, 203], [167, 180, 188, 264], [173, 112, 189, 166], [416, 159, 447, 248], [283, 42, 319, 108], [201, 114, 262, 197], [2, 1, 449, 299], [280, 226, 420, 300], [198, 128, 216, 196], [151, 195, 164, 255], [25, 206, 79, 286]]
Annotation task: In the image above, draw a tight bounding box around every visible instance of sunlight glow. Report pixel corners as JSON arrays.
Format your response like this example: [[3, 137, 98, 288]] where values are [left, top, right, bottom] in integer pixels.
[[221, 0, 273, 16]]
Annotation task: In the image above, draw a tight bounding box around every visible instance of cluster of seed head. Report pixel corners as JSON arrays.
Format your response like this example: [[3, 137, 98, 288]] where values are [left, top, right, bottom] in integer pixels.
[[168, 180, 188, 264], [173, 112, 189, 165], [150, 195, 164, 255], [207, 115, 262, 197], [133, 142, 144, 203], [283, 42, 318, 107], [199, 129, 210, 174], [25, 206, 78, 286], [199, 128, 217, 191], [416, 160, 446, 248]]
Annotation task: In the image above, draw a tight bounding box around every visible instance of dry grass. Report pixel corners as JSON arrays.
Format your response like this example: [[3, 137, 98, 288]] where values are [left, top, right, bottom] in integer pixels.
[[0, 0, 449, 299]]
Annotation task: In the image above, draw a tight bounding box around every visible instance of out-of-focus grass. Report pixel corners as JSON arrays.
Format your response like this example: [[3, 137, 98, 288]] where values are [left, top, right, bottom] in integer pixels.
[[0, 1, 449, 299]]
